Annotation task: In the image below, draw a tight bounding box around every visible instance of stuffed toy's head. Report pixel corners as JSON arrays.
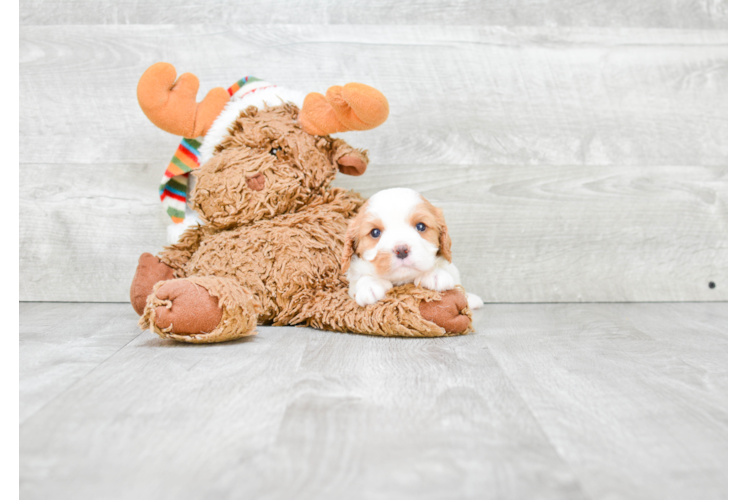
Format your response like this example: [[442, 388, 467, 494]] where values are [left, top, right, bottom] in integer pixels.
[[136, 63, 389, 232], [191, 104, 370, 229]]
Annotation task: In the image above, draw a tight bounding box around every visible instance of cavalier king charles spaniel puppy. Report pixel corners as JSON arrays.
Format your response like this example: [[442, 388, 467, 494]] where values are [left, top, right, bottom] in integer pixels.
[[341, 187, 484, 309]]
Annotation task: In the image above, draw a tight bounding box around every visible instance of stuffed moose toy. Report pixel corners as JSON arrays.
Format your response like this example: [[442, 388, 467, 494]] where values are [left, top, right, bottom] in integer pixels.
[[130, 62, 473, 343]]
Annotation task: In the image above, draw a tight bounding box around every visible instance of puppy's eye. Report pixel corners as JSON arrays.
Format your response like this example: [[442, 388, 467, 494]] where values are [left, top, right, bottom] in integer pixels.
[[370, 228, 381, 238], [416, 222, 426, 232], [270, 147, 280, 156]]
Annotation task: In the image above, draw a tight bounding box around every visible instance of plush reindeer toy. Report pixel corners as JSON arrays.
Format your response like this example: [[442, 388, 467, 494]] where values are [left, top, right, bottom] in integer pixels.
[[130, 63, 473, 343]]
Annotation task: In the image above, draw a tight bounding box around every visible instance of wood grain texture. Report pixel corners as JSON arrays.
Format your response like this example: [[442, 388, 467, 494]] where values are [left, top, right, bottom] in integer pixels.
[[240, 331, 584, 500], [728, 302, 748, 495], [722, 164, 748, 300], [19, 302, 141, 423], [720, 33, 748, 300], [480, 302, 727, 500], [18, 23, 727, 302], [20, 25, 727, 167], [19, 0, 728, 28], [20, 302, 727, 500], [20, 162, 169, 302], [20, 162, 726, 302]]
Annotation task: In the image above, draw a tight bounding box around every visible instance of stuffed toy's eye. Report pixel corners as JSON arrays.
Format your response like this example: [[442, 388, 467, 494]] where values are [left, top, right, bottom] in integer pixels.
[[416, 223, 426, 232], [270, 147, 280, 156], [370, 228, 381, 238]]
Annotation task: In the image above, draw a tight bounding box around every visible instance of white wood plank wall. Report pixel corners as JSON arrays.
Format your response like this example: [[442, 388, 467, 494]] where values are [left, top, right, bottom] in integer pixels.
[[19, 2, 727, 302], [722, 10, 748, 300]]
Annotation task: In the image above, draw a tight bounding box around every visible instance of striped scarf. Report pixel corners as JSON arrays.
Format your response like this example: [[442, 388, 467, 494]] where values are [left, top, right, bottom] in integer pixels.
[[159, 76, 274, 223]]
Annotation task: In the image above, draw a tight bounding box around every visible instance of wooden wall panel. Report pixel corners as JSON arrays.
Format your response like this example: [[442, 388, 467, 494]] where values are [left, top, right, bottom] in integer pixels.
[[20, 0, 728, 29], [720, 37, 748, 300], [20, 163, 726, 302], [19, 18, 727, 303], [20, 26, 727, 167]]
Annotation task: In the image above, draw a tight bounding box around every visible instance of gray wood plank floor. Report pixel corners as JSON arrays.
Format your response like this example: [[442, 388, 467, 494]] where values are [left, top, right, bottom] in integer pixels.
[[728, 303, 748, 498], [20, 302, 727, 500]]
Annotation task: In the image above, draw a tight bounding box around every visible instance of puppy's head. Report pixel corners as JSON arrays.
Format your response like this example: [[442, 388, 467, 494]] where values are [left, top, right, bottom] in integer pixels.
[[341, 188, 451, 280]]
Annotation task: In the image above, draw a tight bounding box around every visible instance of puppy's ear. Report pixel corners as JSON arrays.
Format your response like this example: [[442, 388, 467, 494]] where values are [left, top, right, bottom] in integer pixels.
[[434, 207, 452, 262], [331, 139, 369, 176], [341, 211, 362, 273]]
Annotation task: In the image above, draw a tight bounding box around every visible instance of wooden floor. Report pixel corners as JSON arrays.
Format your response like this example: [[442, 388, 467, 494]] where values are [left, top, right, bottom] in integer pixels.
[[20, 302, 727, 500]]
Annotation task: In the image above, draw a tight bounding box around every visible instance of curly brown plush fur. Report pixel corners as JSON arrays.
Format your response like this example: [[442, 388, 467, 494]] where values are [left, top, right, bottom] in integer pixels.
[[133, 104, 473, 343]]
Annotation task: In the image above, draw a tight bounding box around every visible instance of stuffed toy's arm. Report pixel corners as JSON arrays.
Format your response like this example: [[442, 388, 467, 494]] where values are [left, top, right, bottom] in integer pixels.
[[279, 284, 472, 337]]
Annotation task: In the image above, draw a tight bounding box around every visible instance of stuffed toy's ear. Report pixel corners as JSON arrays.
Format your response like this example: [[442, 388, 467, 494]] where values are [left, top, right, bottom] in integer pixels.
[[331, 139, 369, 176], [330, 139, 369, 176], [337, 154, 368, 176], [137, 62, 230, 138], [298, 83, 389, 136]]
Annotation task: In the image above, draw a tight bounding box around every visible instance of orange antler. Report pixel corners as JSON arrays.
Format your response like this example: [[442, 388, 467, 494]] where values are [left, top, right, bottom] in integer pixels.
[[136, 62, 230, 138], [298, 83, 389, 136]]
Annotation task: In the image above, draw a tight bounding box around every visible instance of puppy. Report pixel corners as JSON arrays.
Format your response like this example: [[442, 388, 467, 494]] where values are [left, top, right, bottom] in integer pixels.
[[341, 187, 483, 310]]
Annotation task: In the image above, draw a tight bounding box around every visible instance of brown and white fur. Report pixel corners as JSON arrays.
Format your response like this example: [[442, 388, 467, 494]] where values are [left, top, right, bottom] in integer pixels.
[[341, 188, 483, 309]]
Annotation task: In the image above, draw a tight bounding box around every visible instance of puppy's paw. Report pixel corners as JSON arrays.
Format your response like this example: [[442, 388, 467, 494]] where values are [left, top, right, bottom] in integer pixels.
[[466, 292, 484, 310], [415, 268, 455, 292], [354, 278, 393, 306]]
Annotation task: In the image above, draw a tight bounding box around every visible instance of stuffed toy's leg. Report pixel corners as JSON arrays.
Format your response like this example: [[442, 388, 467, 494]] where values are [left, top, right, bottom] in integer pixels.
[[139, 276, 258, 344], [282, 284, 473, 337], [129, 227, 206, 315], [130, 253, 176, 315]]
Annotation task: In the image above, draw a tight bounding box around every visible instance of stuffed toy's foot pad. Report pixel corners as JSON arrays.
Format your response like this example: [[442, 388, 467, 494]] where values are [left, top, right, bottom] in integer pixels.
[[131, 253, 175, 315], [419, 289, 471, 334], [152, 280, 223, 335]]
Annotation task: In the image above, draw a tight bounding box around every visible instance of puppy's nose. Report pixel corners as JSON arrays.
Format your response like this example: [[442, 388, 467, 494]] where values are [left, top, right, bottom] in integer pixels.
[[394, 245, 410, 259], [245, 173, 265, 191]]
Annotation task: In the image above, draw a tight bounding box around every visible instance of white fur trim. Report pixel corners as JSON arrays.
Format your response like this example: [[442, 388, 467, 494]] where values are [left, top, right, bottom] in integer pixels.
[[166, 213, 201, 246], [198, 85, 306, 164]]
